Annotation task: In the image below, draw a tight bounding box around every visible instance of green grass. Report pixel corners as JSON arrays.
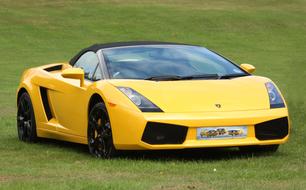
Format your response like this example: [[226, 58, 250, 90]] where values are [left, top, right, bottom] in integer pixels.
[[1, 0, 306, 189]]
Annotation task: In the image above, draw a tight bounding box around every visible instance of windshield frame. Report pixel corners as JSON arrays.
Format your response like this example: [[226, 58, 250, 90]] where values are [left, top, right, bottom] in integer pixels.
[[100, 44, 250, 80]]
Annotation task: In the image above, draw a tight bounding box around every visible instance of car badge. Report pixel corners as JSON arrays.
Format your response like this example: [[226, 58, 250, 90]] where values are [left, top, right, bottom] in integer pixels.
[[215, 104, 221, 108]]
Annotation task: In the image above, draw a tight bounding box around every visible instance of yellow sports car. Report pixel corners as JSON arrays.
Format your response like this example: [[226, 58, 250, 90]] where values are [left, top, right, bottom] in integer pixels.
[[16, 41, 290, 158]]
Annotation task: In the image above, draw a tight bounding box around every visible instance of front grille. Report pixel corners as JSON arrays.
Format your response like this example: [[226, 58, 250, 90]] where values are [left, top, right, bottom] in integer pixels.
[[141, 122, 188, 145], [255, 117, 289, 140]]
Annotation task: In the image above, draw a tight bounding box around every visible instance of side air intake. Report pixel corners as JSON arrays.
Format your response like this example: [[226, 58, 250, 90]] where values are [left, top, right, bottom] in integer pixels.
[[44, 64, 62, 72], [40, 87, 53, 120]]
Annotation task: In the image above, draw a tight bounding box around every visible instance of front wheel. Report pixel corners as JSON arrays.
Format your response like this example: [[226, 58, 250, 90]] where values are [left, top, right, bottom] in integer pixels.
[[239, 145, 279, 153], [17, 92, 37, 142], [87, 102, 117, 158]]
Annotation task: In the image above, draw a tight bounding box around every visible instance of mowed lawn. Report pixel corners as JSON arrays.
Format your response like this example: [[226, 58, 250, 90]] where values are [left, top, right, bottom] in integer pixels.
[[0, 0, 306, 189]]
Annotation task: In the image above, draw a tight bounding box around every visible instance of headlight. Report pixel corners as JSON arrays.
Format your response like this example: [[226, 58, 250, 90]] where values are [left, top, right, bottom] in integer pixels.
[[265, 82, 285, 108], [118, 87, 163, 112]]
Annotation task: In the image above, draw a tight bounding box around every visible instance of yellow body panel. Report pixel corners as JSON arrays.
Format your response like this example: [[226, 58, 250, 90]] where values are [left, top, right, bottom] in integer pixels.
[[107, 77, 272, 112], [17, 63, 290, 150]]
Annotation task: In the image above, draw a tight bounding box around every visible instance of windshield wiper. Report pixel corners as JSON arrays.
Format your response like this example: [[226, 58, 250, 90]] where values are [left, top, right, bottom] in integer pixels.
[[218, 73, 249, 79], [180, 74, 219, 80], [144, 73, 248, 81], [144, 75, 182, 81], [144, 74, 219, 81]]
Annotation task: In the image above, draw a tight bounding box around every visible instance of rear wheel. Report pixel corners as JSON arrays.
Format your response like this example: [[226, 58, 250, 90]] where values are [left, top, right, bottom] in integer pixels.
[[239, 145, 279, 153], [17, 92, 37, 142], [87, 102, 117, 158]]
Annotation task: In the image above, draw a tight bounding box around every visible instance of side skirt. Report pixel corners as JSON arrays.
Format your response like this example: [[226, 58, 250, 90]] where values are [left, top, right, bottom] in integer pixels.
[[37, 128, 87, 145]]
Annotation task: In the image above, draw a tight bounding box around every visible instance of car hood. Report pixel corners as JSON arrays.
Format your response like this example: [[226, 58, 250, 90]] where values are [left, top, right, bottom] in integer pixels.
[[107, 76, 271, 113]]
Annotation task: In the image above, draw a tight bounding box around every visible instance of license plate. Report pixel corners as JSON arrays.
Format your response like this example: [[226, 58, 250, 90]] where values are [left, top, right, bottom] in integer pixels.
[[197, 126, 247, 140]]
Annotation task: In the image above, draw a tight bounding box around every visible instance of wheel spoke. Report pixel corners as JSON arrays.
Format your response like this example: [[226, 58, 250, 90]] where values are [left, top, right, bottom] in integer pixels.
[[101, 129, 111, 138], [25, 121, 31, 137], [89, 120, 97, 128], [22, 99, 28, 113], [24, 109, 30, 118], [89, 138, 95, 145], [18, 116, 24, 122], [105, 122, 110, 129], [18, 102, 25, 114]]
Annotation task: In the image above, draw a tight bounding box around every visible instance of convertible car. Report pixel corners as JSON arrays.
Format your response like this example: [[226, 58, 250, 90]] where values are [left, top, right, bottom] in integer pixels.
[[16, 41, 290, 158]]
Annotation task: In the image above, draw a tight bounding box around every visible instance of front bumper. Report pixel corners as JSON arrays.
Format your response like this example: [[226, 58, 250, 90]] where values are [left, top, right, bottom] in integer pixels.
[[110, 106, 290, 150]]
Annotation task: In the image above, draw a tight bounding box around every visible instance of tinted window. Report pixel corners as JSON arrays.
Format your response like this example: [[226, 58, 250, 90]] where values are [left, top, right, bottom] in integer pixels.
[[102, 45, 246, 79], [74, 51, 100, 80]]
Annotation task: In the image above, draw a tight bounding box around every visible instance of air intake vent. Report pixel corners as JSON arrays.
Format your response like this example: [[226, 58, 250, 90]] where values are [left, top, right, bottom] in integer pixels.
[[44, 65, 62, 72], [40, 87, 53, 120], [142, 122, 188, 144], [255, 117, 289, 140]]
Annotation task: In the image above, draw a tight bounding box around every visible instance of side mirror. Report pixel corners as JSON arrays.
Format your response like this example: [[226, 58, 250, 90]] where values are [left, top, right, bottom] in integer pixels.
[[240, 64, 255, 74], [62, 68, 84, 87]]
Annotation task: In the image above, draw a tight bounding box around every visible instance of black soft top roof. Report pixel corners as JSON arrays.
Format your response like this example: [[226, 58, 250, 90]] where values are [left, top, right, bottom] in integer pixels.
[[69, 41, 192, 65]]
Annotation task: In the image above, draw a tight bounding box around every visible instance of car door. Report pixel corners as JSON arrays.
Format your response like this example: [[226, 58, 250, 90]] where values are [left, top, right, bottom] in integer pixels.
[[48, 51, 103, 137]]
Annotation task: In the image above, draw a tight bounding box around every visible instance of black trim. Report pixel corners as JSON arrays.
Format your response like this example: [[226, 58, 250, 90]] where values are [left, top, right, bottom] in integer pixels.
[[40, 87, 53, 120], [69, 41, 191, 66], [141, 122, 188, 144], [270, 103, 285, 109], [140, 107, 163, 112], [44, 64, 63, 72], [255, 117, 289, 140]]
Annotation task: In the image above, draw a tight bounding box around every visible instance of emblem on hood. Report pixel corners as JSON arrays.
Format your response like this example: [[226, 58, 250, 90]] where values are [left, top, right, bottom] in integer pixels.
[[215, 104, 221, 108]]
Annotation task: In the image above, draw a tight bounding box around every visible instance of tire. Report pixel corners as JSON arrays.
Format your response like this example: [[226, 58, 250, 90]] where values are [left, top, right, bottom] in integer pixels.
[[239, 145, 279, 153], [17, 92, 37, 142], [87, 102, 117, 158]]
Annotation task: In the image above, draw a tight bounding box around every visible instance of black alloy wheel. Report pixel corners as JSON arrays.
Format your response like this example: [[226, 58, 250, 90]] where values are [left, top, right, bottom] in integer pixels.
[[88, 102, 117, 158], [17, 92, 37, 142]]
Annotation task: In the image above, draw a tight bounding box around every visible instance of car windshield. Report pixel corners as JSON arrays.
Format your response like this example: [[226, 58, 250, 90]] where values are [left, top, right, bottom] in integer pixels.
[[102, 45, 247, 80]]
